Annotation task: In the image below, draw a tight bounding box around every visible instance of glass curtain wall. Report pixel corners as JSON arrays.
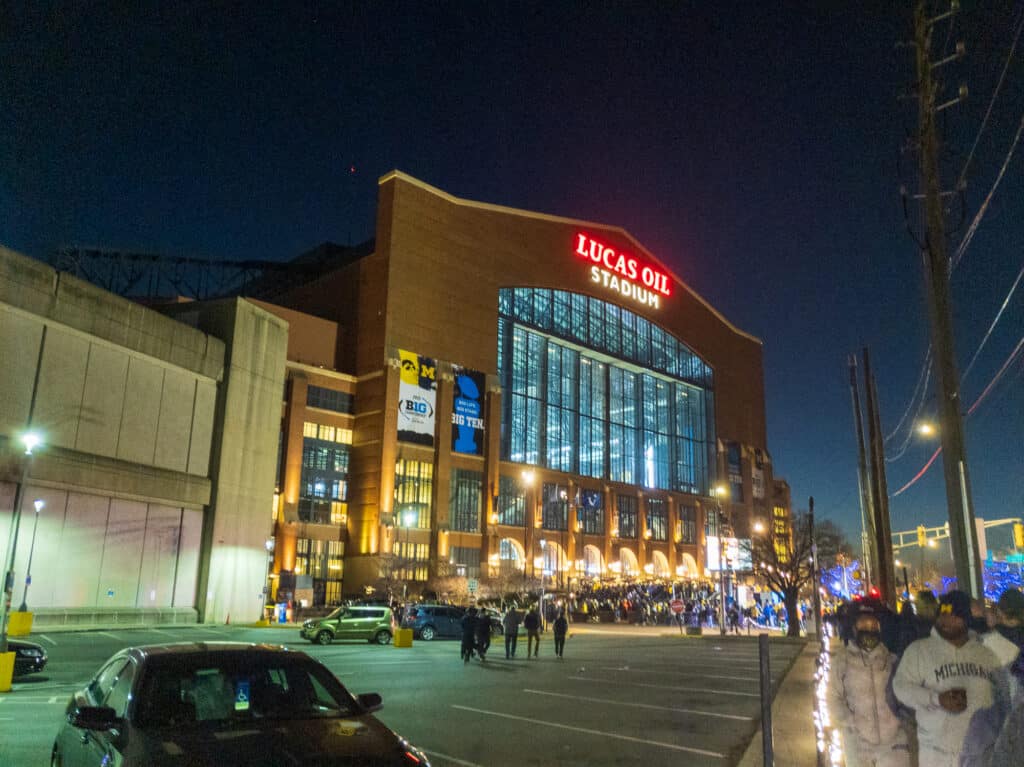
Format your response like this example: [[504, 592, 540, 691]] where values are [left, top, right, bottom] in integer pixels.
[[498, 288, 714, 495]]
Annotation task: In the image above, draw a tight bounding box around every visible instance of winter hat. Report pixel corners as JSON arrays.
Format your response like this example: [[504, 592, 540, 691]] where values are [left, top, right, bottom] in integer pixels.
[[938, 590, 972, 622], [997, 588, 1024, 621]]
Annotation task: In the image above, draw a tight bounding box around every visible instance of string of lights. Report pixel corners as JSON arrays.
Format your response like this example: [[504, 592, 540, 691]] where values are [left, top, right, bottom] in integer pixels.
[[884, 347, 932, 445], [813, 633, 844, 767]]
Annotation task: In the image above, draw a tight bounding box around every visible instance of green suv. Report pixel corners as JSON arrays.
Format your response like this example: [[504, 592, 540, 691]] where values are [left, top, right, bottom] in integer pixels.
[[300, 605, 395, 645]]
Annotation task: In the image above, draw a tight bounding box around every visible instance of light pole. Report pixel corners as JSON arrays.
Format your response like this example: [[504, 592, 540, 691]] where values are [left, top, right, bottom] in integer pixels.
[[259, 537, 275, 621], [402, 508, 417, 600], [17, 499, 44, 612], [713, 485, 729, 636], [539, 538, 547, 632], [2, 431, 44, 655], [521, 470, 535, 592]]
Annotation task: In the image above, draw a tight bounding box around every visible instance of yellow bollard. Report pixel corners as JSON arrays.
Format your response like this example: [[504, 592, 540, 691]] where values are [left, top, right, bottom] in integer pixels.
[[0, 652, 15, 693], [7, 612, 33, 637], [393, 628, 413, 648]]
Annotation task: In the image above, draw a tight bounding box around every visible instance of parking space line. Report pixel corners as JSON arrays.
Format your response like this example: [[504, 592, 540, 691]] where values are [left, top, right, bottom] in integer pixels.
[[95, 631, 122, 641], [599, 667, 756, 682], [36, 634, 57, 646], [421, 749, 484, 766], [145, 629, 179, 639], [451, 704, 725, 758], [523, 689, 753, 721], [569, 676, 759, 698]]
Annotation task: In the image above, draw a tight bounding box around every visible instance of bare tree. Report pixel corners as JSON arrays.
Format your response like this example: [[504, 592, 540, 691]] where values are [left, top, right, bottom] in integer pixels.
[[747, 511, 817, 637]]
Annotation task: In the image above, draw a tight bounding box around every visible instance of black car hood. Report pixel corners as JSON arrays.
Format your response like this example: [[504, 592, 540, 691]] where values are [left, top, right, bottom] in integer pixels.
[[136, 714, 411, 766]]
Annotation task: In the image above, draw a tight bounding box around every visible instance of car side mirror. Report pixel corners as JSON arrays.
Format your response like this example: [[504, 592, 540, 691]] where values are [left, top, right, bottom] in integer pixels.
[[357, 692, 382, 713], [70, 705, 119, 731]]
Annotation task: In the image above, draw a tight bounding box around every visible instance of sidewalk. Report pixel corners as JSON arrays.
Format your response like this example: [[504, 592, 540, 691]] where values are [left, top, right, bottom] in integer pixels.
[[738, 639, 819, 767]]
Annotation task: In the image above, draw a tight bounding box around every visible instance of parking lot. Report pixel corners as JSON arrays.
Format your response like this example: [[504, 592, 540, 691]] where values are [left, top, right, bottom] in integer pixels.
[[1, 623, 804, 766]]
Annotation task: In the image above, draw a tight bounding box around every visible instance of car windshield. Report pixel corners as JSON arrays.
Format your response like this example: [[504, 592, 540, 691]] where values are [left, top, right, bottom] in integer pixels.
[[134, 654, 360, 729]]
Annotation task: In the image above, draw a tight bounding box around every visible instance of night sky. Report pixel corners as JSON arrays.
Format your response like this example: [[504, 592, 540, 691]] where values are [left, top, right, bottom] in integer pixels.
[[2, 3, 1022, 559]]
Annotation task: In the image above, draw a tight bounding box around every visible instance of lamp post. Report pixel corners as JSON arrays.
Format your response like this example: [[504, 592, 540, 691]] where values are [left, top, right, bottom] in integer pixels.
[[17, 499, 44, 612], [521, 470, 535, 591], [259, 537, 275, 622], [402, 509, 417, 600], [2, 431, 44, 655], [713, 484, 729, 637]]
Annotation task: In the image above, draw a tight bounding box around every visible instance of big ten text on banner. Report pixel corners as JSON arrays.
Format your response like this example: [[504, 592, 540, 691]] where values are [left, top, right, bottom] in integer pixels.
[[451, 366, 486, 455]]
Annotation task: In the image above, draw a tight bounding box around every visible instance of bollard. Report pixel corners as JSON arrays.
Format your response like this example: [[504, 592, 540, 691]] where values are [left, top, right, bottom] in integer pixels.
[[758, 633, 774, 767]]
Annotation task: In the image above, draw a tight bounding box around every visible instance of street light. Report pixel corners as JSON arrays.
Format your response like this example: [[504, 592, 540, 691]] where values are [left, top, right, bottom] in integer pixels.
[[917, 421, 937, 437], [2, 431, 45, 656], [17, 499, 44, 612], [712, 485, 730, 636], [258, 537, 275, 621], [539, 538, 547, 631], [402, 509, 417, 599]]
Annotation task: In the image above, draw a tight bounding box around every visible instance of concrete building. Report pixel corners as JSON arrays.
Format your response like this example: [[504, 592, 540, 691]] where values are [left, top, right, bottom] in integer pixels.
[[0, 246, 285, 626], [251, 172, 790, 603]]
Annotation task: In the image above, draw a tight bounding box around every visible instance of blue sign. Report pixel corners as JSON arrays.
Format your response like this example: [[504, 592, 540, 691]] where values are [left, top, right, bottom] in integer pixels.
[[451, 367, 486, 455]]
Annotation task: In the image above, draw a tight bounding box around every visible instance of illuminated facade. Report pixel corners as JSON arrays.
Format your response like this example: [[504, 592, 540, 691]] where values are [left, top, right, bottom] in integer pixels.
[[257, 172, 789, 603]]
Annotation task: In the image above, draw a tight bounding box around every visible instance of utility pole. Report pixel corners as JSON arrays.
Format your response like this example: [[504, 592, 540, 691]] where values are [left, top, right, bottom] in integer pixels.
[[848, 354, 876, 593], [912, 0, 984, 598], [863, 348, 896, 605]]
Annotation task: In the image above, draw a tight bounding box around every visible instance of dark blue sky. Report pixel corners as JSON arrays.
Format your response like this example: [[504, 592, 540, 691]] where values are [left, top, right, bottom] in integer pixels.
[[2, 3, 1022, 555]]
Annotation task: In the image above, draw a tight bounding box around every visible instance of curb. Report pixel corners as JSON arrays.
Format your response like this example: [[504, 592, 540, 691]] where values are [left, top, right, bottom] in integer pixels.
[[737, 639, 819, 767]]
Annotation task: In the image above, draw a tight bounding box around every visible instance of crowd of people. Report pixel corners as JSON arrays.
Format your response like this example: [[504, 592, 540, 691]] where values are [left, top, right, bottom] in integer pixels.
[[826, 586, 1024, 766], [456, 604, 569, 662]]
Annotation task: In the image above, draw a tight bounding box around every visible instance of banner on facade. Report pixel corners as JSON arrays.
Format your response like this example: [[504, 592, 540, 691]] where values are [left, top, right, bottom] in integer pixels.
[[451, 366, 486, 455], [397, 349, 437, 446]]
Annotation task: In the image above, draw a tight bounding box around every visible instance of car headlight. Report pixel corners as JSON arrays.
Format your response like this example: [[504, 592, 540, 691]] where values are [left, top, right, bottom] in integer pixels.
[[17, 648, 43, 658]]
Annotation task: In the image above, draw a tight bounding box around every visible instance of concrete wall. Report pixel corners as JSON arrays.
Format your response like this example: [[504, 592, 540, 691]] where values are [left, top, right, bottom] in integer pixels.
[[166, 299, 288, 623], [0, 245, 224, 615]]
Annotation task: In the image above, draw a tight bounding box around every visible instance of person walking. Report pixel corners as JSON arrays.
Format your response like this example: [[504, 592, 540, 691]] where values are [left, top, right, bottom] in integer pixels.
[[460, 607, 479, 664], [553, 610, 569, 659], [524, 604, 541, 658], [502, 607, 522, 659], [829, 604, 911, 767], [475, 608, 492, 662], [893, 590, 1003, 767]]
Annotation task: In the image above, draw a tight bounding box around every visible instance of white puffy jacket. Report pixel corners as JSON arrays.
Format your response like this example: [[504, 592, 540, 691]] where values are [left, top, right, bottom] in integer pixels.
[[829, 640, 905, 747]]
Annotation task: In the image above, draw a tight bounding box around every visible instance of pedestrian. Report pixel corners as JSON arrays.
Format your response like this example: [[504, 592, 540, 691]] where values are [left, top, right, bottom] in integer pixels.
[[728, 604, 740, 634], [553, 610, 569, 659], [475, 608, 492, 661], [828, 604, 911, 767], [460, 607, 479, 664], [982, 587, 1024, 694], [503, 607, 522, 659], [524, 604, 541, 658], [892, 590, 1003, 767]]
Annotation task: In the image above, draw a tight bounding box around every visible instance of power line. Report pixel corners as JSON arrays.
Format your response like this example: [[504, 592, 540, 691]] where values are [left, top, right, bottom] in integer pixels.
[[892, 333, 1024, 496], [952, 113, 1024, 270], [962, 261, 1024, 382], [884, 347, 933, 444], [956, 7, 1024, 192]]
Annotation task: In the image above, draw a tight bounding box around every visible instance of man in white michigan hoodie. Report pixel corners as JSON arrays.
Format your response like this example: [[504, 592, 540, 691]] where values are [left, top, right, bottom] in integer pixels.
[[893, 590, 1002, 767]]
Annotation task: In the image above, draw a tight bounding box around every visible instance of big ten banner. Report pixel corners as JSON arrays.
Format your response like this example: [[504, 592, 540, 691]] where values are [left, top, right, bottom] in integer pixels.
[[397, 350, 437, 446], [727, 441, 744, 502], [451, 366, 486, 455], [752, 449, 765, 500]]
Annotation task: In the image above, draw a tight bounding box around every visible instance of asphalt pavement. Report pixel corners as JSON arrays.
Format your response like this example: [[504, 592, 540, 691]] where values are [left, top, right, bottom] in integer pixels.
[[0, 623, 805, 766]]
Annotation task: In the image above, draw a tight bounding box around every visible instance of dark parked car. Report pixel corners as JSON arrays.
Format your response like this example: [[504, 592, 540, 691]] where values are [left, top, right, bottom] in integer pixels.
[[51, 642, 430, 766], [401, 605, 465, 640], [10, 638, 48, 677], [400, 605, 501, 640]]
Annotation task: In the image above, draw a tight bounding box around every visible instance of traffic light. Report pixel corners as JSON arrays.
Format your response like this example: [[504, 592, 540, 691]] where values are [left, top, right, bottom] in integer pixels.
[[1013, 522, 1024, 550], [917, 525, 927, 548]]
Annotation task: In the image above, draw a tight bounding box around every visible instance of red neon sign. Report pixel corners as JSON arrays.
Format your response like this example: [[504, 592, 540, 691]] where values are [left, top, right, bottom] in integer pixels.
[[574, 232, 671, 309]]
